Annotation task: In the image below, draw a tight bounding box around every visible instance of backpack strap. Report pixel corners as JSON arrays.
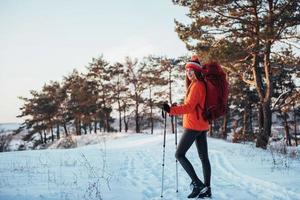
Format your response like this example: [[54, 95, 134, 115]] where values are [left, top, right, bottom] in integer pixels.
[[203, 78, 208, 115], [195, 79, 206, 120]]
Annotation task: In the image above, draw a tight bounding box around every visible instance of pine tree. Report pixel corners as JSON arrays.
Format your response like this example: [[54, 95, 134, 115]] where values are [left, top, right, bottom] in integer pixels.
[[172, 0, 300, 149], [110, 62, 128, 132], [63, 69, 87, 135], [272, 48, 300, 146], [121, 94, 132, 133], [18, 91, 44, 144], [142, 56, 169, 134], [123, 57, 147, 133], [18, 88, 56, 144], [86, 56, 114, 132], [41, 81, 62, 141], [160, 56, 186, 133]]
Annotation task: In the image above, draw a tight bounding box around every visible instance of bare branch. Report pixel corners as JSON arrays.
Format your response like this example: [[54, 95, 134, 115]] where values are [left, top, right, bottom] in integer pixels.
[[221, 65, 256, 86]]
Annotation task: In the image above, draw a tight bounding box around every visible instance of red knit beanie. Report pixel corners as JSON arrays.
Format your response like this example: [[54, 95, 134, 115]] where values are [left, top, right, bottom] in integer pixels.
[[185, 55, 204, 73]]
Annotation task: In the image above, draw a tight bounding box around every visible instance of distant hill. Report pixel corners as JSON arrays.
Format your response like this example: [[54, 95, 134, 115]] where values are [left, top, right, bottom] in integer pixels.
[[0, 123, 20, 132]]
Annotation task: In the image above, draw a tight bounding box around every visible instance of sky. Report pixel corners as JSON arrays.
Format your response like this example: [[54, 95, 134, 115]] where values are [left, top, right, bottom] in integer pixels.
[[0, 0, 190, 123]]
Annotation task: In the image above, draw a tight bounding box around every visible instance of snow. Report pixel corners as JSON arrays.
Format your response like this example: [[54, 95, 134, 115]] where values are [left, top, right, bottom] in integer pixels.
[[6, 138, 25, 151], [0, 130, 300, 200], [48, 132, 130, 149]]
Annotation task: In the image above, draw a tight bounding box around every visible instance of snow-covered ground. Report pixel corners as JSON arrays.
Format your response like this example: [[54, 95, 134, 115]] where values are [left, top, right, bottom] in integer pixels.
[[0, 131, 300, 200]]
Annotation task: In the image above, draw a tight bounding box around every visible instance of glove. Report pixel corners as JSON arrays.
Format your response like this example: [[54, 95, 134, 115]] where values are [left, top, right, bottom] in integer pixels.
[[171, 102, 177, 107], [162, 103, 170, 113]]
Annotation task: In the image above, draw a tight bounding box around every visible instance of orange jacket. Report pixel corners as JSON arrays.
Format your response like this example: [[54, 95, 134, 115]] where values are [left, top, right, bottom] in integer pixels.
[[170, 80, 209, 131]]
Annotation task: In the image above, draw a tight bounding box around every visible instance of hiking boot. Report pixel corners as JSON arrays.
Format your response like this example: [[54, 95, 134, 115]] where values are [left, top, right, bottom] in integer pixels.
[[187, 181, 205, 198], [198, 186, 212, 198]]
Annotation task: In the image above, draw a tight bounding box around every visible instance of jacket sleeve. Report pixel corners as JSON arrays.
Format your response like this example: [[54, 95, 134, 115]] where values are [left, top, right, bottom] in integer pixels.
[[169, 83, 202, 116]]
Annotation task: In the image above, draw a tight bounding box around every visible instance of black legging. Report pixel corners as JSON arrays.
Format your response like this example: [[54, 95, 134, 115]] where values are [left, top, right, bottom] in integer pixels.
[[175, 129, 211, 186]]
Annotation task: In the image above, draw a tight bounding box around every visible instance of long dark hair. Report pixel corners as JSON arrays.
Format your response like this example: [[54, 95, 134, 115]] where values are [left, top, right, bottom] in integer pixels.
[[185, 69, 204, 90]]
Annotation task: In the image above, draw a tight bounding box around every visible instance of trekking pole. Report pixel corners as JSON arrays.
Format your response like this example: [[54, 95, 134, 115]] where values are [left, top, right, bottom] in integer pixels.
[[161, 109, 167, 198], [171, 102, 179, 193], [175, 116, 179, 193]]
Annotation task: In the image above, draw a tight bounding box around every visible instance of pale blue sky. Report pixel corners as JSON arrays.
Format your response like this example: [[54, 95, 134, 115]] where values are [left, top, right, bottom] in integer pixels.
[[0, 0, 190, 123]]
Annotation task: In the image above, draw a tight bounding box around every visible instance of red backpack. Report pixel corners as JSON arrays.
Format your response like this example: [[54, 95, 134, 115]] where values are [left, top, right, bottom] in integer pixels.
[[200, 62, 229, 122]]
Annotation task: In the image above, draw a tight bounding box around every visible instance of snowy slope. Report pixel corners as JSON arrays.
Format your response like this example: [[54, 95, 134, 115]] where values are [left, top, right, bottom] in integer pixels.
[[0, 131, 300, 200]]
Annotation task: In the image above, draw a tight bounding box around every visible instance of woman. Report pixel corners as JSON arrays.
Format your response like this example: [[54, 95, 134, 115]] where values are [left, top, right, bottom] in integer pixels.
[[163, 55, 211, 199]]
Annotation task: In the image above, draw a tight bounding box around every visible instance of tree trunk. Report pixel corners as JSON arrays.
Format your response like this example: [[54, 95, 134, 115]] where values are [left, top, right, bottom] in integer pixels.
[[222, 91, 230, 139], [124, 119, 128, 133], [118, 98, 122, 132], [99, 120, 103, 132], [43, 130, 47, 144], [150, 87, 154, 135], [75, 118, 79, 135], [89, 123, 92, 134], [78, 119, 82, 135], [256, 101, 272, 149], [102, 117, 106, 132], [283, 112, 292, 146], [258, 103, 264, 138], [250, 21, 270, 149], [150, 105, 154, 135], [213, 120, 220, 136], [50, 126, 54, 142], [106, 112, 110, 132], [242, 106, 250, 136], [255, 17, 274, 148], [252, 51, 265, 148], [94, 121, 97, 133], [83, 124, 87, 135], [39, 131, 43, 144], [249, 105, 253, 134], [135, 108, 140, 133], [123, 107, 128, 133], [135, 92, 140, 133], [56, 124, 60, 139], [222, 116, 228, 139], [104, 112, 107, 132], [293, 100, 298, 146], [63, 123, 68, 136], [208, 124, 213, 137]]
